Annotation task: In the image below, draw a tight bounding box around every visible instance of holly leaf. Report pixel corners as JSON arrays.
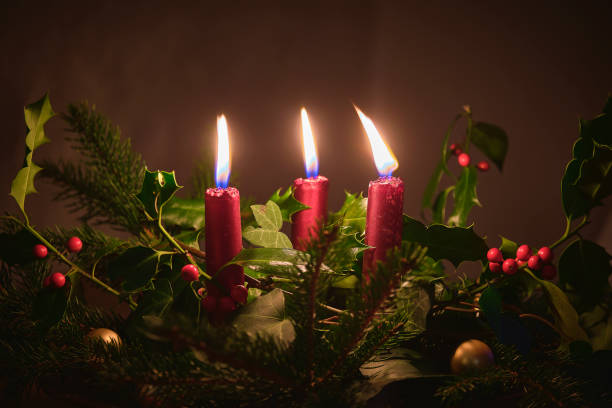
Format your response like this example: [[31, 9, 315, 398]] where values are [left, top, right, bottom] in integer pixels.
[[447, 166, 481, 227], [525, 270, 589, 343], [558, 239, 612, 313], [471, 122, 509, 171], [243, 226, 292, 249], [432, 186, 454, 224], [10, 93, 55, 216], [409, 256, 445, 284], [173, 229, 203, 248], [580, 305, 612, 351], [402, 216, 487, 267], [479, 286, 502, 329], [136, 169, 183, 220], [108, 246, 168, 292], [269, 187, 309, 222], [233, 288, 295, 348], [332, 192, 367, 234], [162, 197, 205, 229], [132, 279, 173, 318], [33, 286, 68, 330], [499, 236, 518, 259]]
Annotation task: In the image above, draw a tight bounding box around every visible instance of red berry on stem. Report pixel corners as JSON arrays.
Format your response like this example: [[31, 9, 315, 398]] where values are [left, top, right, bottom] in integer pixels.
[[67, 236, 83, 253], [201, 295, 217, 313], [180, 264, 199, 282], [538, 247, 553, 263], [218, 296, 236, 314], [453, 147, 463, 155], [516, 259, 527, 267], [33, 244, 48, 259], [528, 255, 542, 270], [541, 264, 557, 280], [489, 262, 501, 273], [50, 272, 66, 288], [476, 161, 490, 172], [197, 287, 206, 297], [230, 285, 248, 305], [502, 259, 518, 275], [516, 244, 531, 261], [457, 153, 471, 167], [486, 248, 503, 263]]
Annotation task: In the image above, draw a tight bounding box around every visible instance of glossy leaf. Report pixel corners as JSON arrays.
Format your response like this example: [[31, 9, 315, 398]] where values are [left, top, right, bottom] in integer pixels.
[[225, 247, 303, 277], [409, 256, 445, 284], [233, 288, 295, 348], [33, 286, 67, 330], [243, 226, 292, 249], [479, 286, 502, 328], [173, 229, 203, 248], [471, 122, 509, 171], [402, 216, 487, 267], [447, 166, 481, 227], [332, 192, 367, 234], [108, 246, 166, 292], [580, 305, 612, 351], [251, 201, 283, 231], [525, 270, 588, 343], [269, 187, 309, 222], [559, 239, 612, 313], [10, 94, 55, 216], [136, 169, 183, 219], [132, 279, 173, 317], [162, 197, 205, 229], [499, 236, 518, 259], [432, 186, 454, 224]]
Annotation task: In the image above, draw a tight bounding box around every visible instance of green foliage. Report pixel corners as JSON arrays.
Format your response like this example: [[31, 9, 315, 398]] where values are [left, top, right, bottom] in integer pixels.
[[269, 186, 310, 222], [331, 191, 367, 234], [10, 93, 55, 219], [447, 166, 481, 227], [470, 122, 509, 170], [136, 169, 183, 220], [161, 197, 205, 230], [243, 200, 292, 248], [108, 246, 171, 292], [498, 235, 518, 259]]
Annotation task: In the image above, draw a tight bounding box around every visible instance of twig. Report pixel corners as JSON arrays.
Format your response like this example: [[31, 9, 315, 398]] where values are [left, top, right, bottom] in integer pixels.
[[550, 217, 589, 249], [519, 313, 564, 337], [176, 240, 206, 259]]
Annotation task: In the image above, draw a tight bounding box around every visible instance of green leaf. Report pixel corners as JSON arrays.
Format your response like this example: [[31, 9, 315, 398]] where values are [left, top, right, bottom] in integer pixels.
[[447, 166, 481, 227], [162, 197, 205, 229], [525, 270, 589, 343], [269, 187, 310, 222], [108, 246, 167, 292], [251, 201, 283, 231], [224, 247, 303, 278], [173, 229, 203, 248], [499, 236, 518, 260], [409, 256, 445, 284], [575, 146, 612, 206], [10, 94, 55, 216], [331, 192, 367, 234], [243, 226, 292, 249], [402, 216, 487, 267], [479, 286, 502, 328], [32, 286, 67, 330], [332, 274, 359, 288], [432, 186, 454, 224], [471, 122, 509, 171], [233, 288, 295, 348], [132, 279, 173, 317], [580, 305, 612, 351], [136, 169, 183, 219], [559, 239, 612, 313]]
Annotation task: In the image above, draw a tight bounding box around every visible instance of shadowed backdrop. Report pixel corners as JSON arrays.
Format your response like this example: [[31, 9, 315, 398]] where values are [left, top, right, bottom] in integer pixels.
[[1, 0, 611, 253]]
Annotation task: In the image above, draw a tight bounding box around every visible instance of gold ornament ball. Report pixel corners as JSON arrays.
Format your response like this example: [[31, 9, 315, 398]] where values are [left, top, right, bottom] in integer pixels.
[[86, 328, 122, 346], [450, 339, 494, 374]]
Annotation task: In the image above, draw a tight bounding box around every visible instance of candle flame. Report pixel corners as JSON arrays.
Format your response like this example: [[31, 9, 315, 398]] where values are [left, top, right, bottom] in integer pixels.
[[215, 114, 231, 188], [301, 107, 319, 178], [354, 105, 398, 177]]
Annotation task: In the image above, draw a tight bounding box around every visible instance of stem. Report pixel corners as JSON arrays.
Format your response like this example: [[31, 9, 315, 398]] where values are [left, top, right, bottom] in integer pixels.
[[519, 313, 564, 338], [550, 216, 588, 249], [176, 240, 206, 259], [463, 110, 473, 154]]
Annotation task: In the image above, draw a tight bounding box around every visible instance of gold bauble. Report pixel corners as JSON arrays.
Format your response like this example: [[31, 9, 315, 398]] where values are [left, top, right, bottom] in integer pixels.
[[86, 328, 122, 346], [450, 339, 494, 374]]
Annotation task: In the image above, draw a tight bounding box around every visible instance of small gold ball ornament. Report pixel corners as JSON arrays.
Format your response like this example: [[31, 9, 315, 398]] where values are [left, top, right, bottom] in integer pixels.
[[450, 339, 494, 374], [86, 328, 122, 346]]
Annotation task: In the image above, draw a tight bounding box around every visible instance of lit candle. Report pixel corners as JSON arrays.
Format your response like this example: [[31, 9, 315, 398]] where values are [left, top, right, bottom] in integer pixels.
[[204, 115, 244, 318], [355, 106, 404, 282], [291, 107, 329, 250]]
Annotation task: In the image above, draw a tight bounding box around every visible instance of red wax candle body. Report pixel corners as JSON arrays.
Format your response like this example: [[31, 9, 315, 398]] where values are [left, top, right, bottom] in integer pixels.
[[291, 176, 329, 250], [362, 176, 404, 281], [205, 187, 243, 297]]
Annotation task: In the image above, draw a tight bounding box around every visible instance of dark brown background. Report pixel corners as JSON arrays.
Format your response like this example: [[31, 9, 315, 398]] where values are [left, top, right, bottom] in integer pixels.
[[1, 0, 611, 253]]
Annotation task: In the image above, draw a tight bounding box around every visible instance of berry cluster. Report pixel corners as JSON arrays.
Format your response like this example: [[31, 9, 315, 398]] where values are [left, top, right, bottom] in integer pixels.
[[36, 236, 83, 289], [486, 244, 556, 280], [180, 263, 248, 316], [450, 143, 489, 171]]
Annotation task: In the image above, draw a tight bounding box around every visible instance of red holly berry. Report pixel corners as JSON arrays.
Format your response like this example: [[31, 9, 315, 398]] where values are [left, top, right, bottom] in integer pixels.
[[50, 272, 66, 288], [537, 247, 553, 263], [516, 244, 531, 261], [450, 144, 462, 156], [67, 236, 83, 253], [180, 264, 199, 282], [197, 287, 206, 297], [201, 295, 217, 313], [476, 161, 490, 172], [489, 262, 501, 273], [457, 153, 471, 167], [541, 264, 557, 280], [516, 259, 527, 267], [218, 296, 236, 314], [230, 285, 248, 305], [486, 248, 503, 263], [502, 259, 518, 275], [527, 255, 542, 271], [33, 244, 48, 259]]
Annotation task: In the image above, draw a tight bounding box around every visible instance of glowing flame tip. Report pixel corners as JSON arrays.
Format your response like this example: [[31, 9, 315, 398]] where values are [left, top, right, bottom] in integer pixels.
[[354, 105, 398, 177], [301, 107, 319, 178], [215, 114, 230, 188]]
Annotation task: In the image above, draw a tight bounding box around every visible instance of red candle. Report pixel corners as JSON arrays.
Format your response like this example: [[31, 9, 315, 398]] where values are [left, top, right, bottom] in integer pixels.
[[355, 106, 404, 281], [291, 108, 329, 250], [204, 115, 243, 316]]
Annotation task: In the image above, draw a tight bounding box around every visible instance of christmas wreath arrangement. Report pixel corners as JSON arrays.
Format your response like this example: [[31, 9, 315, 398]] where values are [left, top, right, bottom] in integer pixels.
[[0, 94, 610, 407]]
